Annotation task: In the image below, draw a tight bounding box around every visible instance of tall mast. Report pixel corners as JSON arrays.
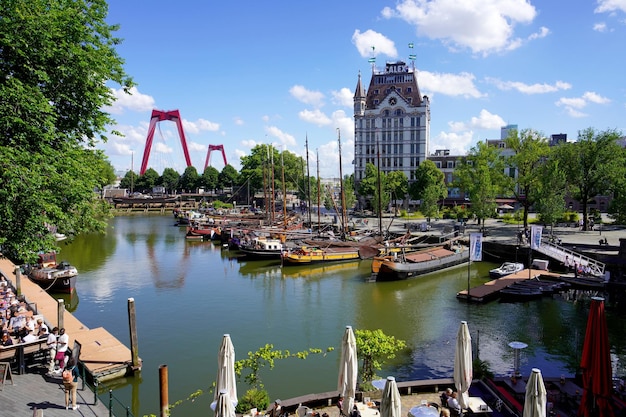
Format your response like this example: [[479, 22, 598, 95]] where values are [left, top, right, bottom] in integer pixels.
[[130, 151, 134, 194], [376, 134, 383, 235], [337, 128, 347, 238], [263, 145, 269, 222], [270, 145, 276, 225], [316, 149, 321, 234], [281, 149, 287, 230], [305, 135, 312, 229]]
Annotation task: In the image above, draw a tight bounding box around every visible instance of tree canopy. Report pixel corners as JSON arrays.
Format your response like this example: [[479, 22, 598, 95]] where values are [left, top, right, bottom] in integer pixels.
[[0, 0, 133, 262], [410, 160, 447, 220]]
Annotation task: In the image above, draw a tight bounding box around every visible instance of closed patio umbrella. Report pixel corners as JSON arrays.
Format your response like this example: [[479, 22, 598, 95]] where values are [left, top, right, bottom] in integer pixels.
[[215, 390, 236, 417], [578, 297, 614, 417], [380, 376, 402, 417], [524, 368, 547, 417], [338, 325, 358, 417], [211, 334, 238, 411], [454, 321, 473, 410]]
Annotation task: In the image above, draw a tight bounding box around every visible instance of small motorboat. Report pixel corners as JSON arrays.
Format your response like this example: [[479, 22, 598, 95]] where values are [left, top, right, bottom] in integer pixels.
[[27, 252, 77, 293], [489, 262, 524, 278]]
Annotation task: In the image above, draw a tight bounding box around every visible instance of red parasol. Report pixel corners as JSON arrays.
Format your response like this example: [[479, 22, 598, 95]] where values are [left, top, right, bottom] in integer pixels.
[[578, 297, 614, 417]]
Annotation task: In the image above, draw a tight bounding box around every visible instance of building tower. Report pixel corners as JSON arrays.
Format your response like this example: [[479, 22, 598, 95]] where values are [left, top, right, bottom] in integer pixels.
[[353, 59, 430, 187]]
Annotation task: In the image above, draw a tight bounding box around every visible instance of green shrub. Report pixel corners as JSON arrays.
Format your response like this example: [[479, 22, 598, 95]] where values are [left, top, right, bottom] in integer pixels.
[[236, 388, 270, 414]]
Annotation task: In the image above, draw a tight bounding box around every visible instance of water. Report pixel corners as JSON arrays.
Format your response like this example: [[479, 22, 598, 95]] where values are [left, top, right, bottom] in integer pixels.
[[56, 215, 626, 417]]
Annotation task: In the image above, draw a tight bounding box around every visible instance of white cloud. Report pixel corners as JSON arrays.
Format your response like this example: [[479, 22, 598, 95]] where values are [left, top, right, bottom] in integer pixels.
[[583, 91, 611, 104], [331, 88, 354, 107], [182, 118, 220, 134], [187, 141, 206, 152], [153, 142, 173, 154], [418, 70, 484, 98], [265, 126, 296, 147], [106, 87, 155, 114], [487, 78, 572, 94], [595, 0, 626, 14], [556, 91, 610, 117], [351, 29, 398, 58], [241, 139, 259, 148], [233, 117, 244, 126], [449, 109, 506, 132], [299, 109, 332, 127], [382, 0, 539, 56], [430, 130, 476, 155], [593, 22, 608, 31], [289, 85, 325, 107]]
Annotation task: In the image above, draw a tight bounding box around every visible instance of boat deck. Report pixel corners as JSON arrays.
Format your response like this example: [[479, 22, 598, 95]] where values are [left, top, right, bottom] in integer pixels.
[[0, 256, 139, 382], [404, 247, 454, 262], [456, 268, 561, 303]]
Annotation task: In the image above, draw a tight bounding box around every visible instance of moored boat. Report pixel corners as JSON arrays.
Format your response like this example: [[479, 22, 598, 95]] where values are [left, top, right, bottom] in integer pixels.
[[372, 243, 469, 282], [281, 245, 361, 266], [239, 236, 283, 260], [26, 252, 77, 293], [489, 262, 524, 279]]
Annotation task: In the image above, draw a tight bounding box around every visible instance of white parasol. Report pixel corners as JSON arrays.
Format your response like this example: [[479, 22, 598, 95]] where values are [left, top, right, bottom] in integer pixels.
[[523, 368, 547, 417], [380, 376, 402, 417], [454, 321, 473, 410], [215, 390, 237, 417], [338, 325, 358, 417], [211, 334, 238, 411]]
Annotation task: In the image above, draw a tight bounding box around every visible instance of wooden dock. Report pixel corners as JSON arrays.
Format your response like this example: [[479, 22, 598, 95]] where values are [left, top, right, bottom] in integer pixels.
[[456, 268, 561, 303], [0, 256, 140, 383]]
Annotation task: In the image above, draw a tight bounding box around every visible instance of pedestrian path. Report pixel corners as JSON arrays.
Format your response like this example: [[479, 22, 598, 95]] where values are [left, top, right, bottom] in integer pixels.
[[0, 368, 110, 416]]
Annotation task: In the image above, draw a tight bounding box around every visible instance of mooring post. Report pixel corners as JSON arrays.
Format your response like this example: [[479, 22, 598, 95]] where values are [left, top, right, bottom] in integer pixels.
[[159, 364, 169, 417], [128, 297, 140, 371], [14, 265, 21, 296], [57, 298, 65, 329]]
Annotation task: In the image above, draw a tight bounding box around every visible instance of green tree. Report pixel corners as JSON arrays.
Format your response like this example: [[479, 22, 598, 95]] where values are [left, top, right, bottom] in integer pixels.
[[608, 147, 626, 224], [554, 128, 625, 231], [200, 166, 219, 192], [0, 0, 133, 262], [136, 167, 159, 193], [344, 174, 357, 212], [535, 157, 567, 234], [454, 142, 507, 231], [358, 163, 388, 214], [354, 329, 406, 385], [219, 164, 240, 191], [386, 171, 408, 214], [503, 128, 551, 229], [119, 170, 138, 192], [179, 166, 200, 192], [159, 167, 180, 194], [410, 160, 447, 221]]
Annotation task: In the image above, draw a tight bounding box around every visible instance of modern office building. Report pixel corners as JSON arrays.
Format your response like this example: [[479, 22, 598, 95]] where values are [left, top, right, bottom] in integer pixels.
[[353, 61, 430, 187]]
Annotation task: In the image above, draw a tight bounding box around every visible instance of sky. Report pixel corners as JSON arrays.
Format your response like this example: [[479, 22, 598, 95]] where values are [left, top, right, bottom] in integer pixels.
[[100, 0, 626, 178]]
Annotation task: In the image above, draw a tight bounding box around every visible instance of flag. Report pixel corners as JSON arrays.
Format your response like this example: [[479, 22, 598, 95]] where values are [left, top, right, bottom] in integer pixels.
[[469, 233, 483, 261], [409, 54, 416, 60], [408, 42, 414, 48], [530, 225, 543, 249], [368, 57, 375, 63]]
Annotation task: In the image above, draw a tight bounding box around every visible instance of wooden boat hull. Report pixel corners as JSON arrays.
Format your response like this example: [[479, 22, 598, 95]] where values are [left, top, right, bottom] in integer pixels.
[[29, 269, 77, 293], [375, 247, 469, 281], [282, 248, 360, 265]]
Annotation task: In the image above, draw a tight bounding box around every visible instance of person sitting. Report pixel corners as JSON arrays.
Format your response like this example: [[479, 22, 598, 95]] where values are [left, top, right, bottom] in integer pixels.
[[350, 405, 361, 417], [447, 392, 462, 416], [440, 408, 451, 417], [441, 388, 453, 406], [267, 400, 282, 417], [1, 331, 13, 346], [21, 328, 38, 343]]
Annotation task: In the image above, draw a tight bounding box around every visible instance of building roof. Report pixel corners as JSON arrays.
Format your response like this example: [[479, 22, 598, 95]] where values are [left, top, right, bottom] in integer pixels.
[[364, 61, 423, 109]]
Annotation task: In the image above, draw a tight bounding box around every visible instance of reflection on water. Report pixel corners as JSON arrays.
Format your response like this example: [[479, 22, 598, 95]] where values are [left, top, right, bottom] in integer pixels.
[[47, 290, 79, 312], [56, 215, 626, 417]]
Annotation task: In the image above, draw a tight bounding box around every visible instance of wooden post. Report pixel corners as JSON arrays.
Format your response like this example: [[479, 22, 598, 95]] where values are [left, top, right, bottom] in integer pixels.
[[159, 364, 169, 417], [14, 266, 21, 296], [57, 299, 65, 329], [128, 298, 140, 371]]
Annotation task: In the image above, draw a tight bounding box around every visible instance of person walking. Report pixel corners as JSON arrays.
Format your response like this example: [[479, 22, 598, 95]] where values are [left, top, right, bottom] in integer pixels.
[[56, 327, 69, 369], [62, 357, 80, 410]]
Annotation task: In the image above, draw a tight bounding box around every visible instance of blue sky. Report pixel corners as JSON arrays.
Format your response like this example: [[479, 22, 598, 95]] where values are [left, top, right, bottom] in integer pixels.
[[100, 0, 626, 178]]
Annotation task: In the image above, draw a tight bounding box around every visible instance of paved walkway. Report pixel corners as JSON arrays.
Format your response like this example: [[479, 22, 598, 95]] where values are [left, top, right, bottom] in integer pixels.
[[0, 367, 110, 416]]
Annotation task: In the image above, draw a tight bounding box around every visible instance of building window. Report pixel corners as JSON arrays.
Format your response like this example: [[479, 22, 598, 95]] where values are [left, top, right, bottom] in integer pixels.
[[435, 161, 441, 168], [407, 87, 412, 93], [447, 161, 453, 168]]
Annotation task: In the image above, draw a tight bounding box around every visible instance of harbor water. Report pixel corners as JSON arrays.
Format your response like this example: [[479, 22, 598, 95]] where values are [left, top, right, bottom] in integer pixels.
[[57, 215, 626, 417]]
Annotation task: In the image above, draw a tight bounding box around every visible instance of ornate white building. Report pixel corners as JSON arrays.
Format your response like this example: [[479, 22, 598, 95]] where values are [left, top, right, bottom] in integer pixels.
[[353, 61, 431, 186]]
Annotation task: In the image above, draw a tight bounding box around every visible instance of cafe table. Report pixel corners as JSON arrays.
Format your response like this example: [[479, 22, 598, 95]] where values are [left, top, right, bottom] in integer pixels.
[[467, 397, 493, 414]]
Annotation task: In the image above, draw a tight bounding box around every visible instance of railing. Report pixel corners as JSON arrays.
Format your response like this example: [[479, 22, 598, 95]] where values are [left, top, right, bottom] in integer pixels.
[[77, 365, 135, 417], [107, 389, 135, 417], [536, 240, 606, 276]]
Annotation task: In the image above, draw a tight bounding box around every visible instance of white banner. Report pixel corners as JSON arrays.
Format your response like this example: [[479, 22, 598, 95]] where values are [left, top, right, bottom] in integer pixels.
[[530, 225, 543, 249], [469, 233, 483, 262]]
